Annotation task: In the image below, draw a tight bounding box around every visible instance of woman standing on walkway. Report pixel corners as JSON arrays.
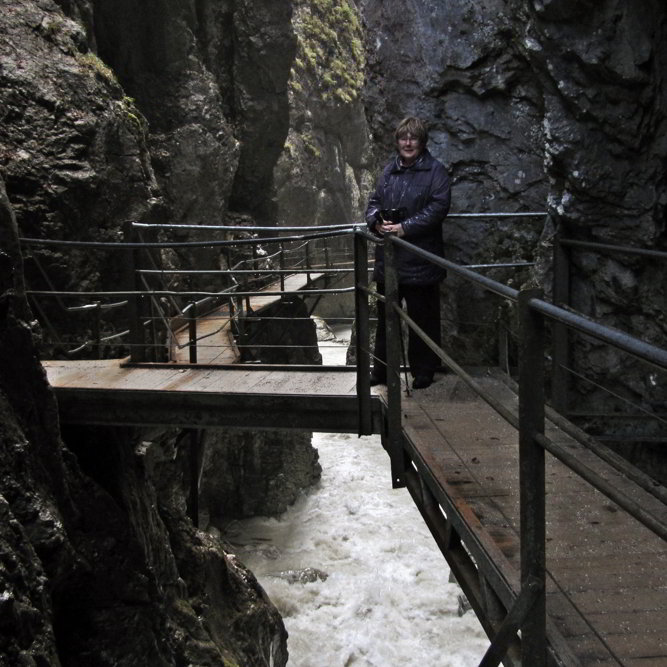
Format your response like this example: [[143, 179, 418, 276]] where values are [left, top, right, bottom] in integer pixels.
[[365, 116, 451, 389]]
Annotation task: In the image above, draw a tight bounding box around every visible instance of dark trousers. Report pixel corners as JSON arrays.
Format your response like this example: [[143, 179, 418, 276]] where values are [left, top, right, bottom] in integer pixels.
[[373, 282, 441, 379]]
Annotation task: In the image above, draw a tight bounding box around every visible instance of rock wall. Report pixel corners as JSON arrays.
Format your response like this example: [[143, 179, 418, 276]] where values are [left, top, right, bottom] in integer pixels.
[[0, 1, 317, 663], [201, 429, 321, 524], [274, 0, 374, 229], [360, 0, 548, 363], [510, 0, 667, 419]]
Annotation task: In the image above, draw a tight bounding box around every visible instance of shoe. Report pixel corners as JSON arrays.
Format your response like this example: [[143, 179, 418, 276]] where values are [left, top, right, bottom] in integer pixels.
[[369, 372, 386, 387], [412, 374, 432, 389]]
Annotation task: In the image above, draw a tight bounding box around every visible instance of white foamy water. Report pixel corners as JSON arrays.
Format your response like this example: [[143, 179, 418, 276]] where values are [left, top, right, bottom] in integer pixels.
[[224, 325, 489, 666]]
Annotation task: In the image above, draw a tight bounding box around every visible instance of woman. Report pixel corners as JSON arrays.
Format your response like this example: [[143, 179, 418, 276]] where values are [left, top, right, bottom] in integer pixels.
[[365, 117, 451, 389]]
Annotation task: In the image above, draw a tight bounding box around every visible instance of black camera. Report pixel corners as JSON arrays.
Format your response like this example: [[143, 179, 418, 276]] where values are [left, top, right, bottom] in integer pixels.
[[380, 207, 407, 222]]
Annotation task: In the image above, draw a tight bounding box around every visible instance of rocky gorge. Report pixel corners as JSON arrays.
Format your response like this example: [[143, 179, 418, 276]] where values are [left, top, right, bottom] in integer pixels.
[[1, 0, 666, 664]]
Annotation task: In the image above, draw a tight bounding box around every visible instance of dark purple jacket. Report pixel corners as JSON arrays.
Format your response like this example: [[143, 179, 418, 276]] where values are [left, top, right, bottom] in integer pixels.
[[365, 149, 451, 285]]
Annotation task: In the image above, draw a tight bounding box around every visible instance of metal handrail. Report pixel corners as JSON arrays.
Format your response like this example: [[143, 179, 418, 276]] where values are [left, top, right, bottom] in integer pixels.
[[559, 237, 667, 260], [21, 224, 360, 358], [384, 233, 667, 371], [19, 226, 354, 249], [27, 287, 355, 298], [130, 213, 545, 233], [353, 226, 667, 667]]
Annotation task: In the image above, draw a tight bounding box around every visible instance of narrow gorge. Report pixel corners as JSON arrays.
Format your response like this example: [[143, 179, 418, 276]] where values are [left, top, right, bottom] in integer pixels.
[[1, 0, 665, 664]]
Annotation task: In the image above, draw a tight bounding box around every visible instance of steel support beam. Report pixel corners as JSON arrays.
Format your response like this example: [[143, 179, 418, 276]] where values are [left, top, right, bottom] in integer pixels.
[[53, 386, 379, 434]]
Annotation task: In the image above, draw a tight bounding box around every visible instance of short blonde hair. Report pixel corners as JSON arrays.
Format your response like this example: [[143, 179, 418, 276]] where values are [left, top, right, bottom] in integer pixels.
[[395, 117, 428, 145]]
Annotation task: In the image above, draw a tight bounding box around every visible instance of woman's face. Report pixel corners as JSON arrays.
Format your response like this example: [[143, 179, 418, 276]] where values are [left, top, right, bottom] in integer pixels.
[[397, 133, 422, 166]]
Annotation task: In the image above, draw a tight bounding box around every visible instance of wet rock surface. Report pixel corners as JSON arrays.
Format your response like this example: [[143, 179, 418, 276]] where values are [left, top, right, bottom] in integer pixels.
[[201, 429, 322, 523]]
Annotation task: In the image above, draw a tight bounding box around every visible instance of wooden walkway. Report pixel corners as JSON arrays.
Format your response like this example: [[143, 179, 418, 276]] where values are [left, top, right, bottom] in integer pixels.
[[43, 360, 362, 433], [170, 273, 322, 363], [397, 372, 667, 666]]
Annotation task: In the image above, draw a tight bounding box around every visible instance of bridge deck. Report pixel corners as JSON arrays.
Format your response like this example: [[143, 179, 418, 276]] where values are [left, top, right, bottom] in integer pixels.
[[170, 273, 323, 364], [43, 359, 364, 433], [44, 360, 667, 665], [399, 372, 667, 666]]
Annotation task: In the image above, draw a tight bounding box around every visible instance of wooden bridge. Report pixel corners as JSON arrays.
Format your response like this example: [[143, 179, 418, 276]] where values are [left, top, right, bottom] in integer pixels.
[[25, 221, 667, 666], [43, 358, 667, 666]]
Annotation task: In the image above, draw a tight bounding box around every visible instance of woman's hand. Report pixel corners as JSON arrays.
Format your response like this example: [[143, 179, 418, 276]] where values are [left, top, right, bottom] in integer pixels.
[[376, 221, 405, 237]]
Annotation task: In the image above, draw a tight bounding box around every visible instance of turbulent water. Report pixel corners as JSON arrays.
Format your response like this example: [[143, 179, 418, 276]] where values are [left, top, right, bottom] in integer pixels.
[[222, 327, 489, 666]]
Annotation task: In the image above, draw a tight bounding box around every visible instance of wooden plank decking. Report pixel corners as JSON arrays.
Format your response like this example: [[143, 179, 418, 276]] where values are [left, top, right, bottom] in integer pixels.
[[170, 273, 323, 364], [44, 359, 364, 433], [398, 372, 667, 666]]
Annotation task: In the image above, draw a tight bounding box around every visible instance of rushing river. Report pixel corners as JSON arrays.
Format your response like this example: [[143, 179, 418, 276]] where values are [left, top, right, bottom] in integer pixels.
[[224, 326, 489, 666]]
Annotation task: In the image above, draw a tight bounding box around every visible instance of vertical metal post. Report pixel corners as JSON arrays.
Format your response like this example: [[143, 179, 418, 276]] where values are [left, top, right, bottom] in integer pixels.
[[92, 301, 101, 359], [244, 255, 251, 312], [123, 220, 145, 362], [518, 288, 546, 666], [279, 242, 285, 291], [238, 298, 247, 361], [228, 296, 237, 338], [187, 429, 204, 528], [498, 322, 509, 375], [385, 234, 406, 488], [552, 232, 570, 414], [188, 301, 197, 363], [324, 245, 331, 287], [354, 231, 372, 435], [252, 244, 259, 289], [305, 242, 311, 283]]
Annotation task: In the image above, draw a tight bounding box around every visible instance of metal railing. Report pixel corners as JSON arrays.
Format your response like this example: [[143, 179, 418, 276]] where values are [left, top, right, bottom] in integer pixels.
[[353, 227, 667, 667], [20, 214, 541, 363], [20, 223, 360, 362], [552, 234, 667, 417], [21, 213, 667, 664]]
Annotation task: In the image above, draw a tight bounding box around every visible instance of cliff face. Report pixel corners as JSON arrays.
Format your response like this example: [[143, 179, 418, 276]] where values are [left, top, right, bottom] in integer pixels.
[[510, 1, 667, 417], [1, 2, 294, 664], [274, 0, 374, 229], [88, 0, 295, 226]]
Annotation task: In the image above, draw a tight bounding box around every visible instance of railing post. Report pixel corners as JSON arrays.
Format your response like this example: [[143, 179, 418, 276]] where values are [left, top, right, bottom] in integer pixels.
[[252, 244, 259, 290], [279, 242, 285, 291], [123, 220, 145, 362], [237, 299, 247, 361], [552, 231, 570, 414], [186, 429, 204, 528], [305, 241, 311, 284], [518, 288, 546, 666], [354, 231, 372, 435], [188, 301, 197, 363], [385, 233, 406, 488], [92, 301, 102, 359], [228, 295, 236, 337]]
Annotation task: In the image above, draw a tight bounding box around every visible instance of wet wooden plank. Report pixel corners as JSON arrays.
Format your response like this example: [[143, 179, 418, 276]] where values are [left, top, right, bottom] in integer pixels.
[[409, 374, 667, 666], [169, 273, 321, 364], [44, 361, 358, 398]]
